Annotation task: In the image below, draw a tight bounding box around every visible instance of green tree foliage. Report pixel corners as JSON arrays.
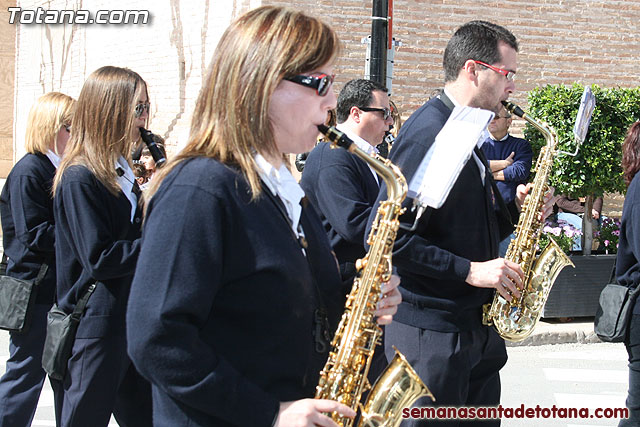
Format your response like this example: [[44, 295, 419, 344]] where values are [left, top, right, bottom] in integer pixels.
[[525, 84, 640, 196]]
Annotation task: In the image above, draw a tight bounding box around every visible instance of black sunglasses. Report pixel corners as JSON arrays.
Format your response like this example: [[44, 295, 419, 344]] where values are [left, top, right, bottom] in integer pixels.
[[359, 106, 392, 121], [134, 102, 151, 118], [284, 73, 334, 96]]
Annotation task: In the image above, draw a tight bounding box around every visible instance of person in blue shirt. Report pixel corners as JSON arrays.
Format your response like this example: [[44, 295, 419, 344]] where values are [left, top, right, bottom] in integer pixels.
[[482, 108, 533, 256], [126, 7, 400, 427], [52, 66, 152, 427], [0, 92, 74, 427]]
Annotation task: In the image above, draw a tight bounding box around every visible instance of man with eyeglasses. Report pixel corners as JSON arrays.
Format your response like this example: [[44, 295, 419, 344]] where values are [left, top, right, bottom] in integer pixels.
[[367, 21, 555, 426], [300, 78, 395, 382], [301, 78, 394, 286], [482, 108, 533, 256]]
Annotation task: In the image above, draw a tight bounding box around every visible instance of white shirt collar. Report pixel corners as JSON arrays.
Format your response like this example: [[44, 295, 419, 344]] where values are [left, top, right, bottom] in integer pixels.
[[336, 124, 380, 157], [254, 153, 305, 237], [336, 124, 380, 184], [490, 132, 510, 142], [115, 156, 137, 222], [45, 150, 61, 169]]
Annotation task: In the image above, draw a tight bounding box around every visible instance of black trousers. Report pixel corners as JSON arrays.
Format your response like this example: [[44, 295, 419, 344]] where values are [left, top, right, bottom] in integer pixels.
[[0, 304, 56, 427], [54, 335, 152, 427], [621, 313, 640, 426], [385, 321, 507, 426]]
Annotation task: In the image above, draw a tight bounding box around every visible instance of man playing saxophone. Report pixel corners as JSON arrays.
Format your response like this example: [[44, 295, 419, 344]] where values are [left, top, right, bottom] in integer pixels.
[[368, 21, 556, 426]]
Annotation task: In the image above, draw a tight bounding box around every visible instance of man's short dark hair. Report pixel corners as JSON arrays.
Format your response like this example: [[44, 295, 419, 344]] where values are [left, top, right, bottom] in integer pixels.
[[336, 79, 388, 123], [443, 20, 518, 83]]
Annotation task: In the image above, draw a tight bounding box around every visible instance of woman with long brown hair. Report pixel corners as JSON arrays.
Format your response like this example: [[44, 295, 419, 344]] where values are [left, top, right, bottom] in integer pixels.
[[52, 66, 151, 427], [127, 6, 399, 427], [0, 92, 74, 426], [617, 121, 640, 426]]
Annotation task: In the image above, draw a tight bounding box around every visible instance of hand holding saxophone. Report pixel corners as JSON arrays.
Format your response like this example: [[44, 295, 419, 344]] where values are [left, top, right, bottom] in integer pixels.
[[466, 259, 524, 302], [515, 184, 558, 221], [374, 274, 402, 325], [275, 399, 355, 427]]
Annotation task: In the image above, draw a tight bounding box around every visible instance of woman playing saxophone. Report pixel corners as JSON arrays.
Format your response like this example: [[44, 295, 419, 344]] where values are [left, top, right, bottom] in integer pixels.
[[125, 6, 400, 427]]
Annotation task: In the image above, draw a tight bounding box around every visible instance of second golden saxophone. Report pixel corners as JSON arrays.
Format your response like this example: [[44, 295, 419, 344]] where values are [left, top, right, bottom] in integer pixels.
[[483, 101, 574, 342], [315, 125, 433, 427]]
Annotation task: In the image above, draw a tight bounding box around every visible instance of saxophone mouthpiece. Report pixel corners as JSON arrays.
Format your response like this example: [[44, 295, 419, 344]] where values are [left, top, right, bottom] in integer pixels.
[[501, 100, 525, 119], [317, 125, 353, 150]]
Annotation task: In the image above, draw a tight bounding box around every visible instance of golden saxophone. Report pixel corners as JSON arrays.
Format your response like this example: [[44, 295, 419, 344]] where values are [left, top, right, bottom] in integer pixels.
[[482, 101, 574, 342], [315, 125, 433, 427]]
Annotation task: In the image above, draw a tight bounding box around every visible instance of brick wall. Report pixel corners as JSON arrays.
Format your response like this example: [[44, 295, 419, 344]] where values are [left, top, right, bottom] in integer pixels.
[[0, 0, 15, 177], [4, 0, 639, 215]]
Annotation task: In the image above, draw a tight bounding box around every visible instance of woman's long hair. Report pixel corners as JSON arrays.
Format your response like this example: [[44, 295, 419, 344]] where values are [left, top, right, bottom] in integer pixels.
[[622, 121, 640, 187], [53, 66, 148, 195], [147, 6, 339, 201], [24, 92, 75, 155]]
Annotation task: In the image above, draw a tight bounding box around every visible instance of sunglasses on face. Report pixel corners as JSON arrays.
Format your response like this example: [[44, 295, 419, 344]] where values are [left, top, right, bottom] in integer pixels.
[[359, 106, 392, 121], [134, 102, 151, 118], [284, 73, 335, 96]]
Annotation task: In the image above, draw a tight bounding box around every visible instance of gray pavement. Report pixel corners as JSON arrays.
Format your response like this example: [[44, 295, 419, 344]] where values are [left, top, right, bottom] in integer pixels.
[[507, 317, 601, 347]]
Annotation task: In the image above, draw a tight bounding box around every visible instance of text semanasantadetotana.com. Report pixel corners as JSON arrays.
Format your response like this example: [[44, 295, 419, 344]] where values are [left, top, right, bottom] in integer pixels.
[[403, 404, 629, 420]]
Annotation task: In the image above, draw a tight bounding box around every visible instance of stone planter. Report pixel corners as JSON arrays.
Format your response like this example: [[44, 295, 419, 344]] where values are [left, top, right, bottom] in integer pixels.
[[541, 254, 616, 318]]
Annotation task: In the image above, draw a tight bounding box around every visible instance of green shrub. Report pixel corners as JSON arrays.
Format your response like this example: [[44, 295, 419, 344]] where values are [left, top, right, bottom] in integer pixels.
[[525, 84, 640, 197]]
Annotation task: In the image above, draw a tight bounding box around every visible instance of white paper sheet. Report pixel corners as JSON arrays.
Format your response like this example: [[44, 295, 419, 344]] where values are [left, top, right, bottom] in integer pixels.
[[408, 106, 495, 209]]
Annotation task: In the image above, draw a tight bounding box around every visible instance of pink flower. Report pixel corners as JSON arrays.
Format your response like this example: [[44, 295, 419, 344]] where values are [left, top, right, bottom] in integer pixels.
[[604, 240, 610, 246]]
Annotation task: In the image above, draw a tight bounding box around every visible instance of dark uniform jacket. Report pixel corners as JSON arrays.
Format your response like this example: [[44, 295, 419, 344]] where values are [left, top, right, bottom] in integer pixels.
[[127, 157, 345, 427], [0, 153, 57, 305], [301, 141, 380, 283], [54, 165, 142, 338], [369, 96, 515, 332]]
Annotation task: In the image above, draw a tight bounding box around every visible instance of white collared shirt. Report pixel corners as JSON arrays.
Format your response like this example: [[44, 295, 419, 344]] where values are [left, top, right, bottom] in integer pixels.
[[443, 88, 489, 183], [335, 124, 380, 185], [115, 156, 138, 222], [255, 153, 305, 239], [45, 150, 61, 169], [490, 133, 510, 142]]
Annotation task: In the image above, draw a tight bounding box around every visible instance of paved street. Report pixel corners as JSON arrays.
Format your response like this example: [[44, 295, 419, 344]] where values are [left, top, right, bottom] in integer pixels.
[[502, 342, 629, 426]]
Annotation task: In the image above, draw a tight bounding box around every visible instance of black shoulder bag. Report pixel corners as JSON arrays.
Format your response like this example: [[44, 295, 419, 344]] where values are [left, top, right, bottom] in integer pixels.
[[0, 253, 48, 333], [42, 282, 97, 381], [594, 259, 640, 343]]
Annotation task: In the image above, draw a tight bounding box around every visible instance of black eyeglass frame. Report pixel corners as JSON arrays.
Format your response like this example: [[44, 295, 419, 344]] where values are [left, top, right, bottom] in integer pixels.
[[284, 73, 334, 97], [359, 106, 392, 121]]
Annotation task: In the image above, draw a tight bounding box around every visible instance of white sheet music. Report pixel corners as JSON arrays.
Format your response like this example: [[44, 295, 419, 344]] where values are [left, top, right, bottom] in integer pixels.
[[574, 86, 596, 145], [408, 106, 495, 209]]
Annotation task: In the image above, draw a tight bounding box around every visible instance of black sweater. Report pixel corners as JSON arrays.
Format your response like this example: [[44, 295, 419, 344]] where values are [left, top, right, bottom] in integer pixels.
[[616, 173, 640, 315], [369, 97, 513, 332], [0, 152, 57, 304], [127, 157, 345, 427], [54, 164, 141, 338]]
